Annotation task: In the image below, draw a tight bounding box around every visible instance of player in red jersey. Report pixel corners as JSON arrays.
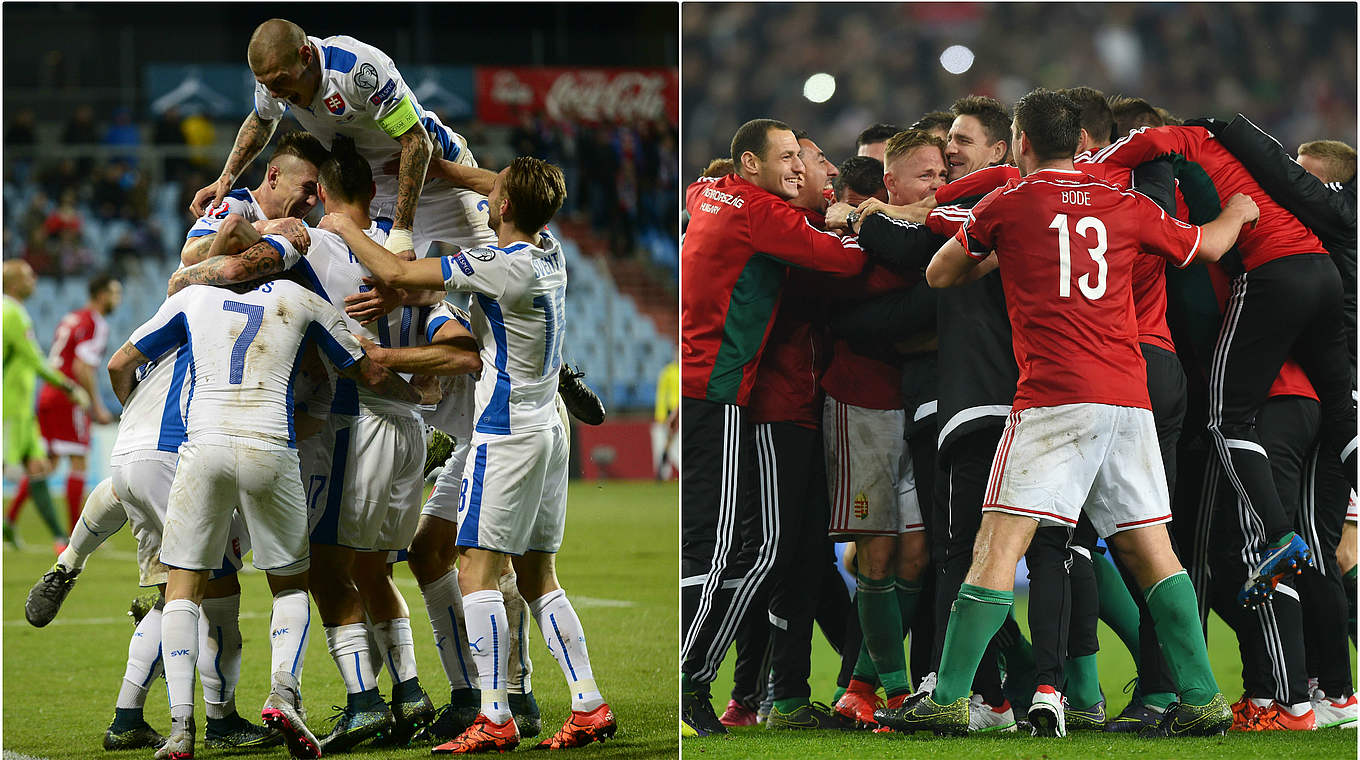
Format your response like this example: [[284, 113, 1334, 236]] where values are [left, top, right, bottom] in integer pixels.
[[1088, 121, 1358, 605], [680, 118, 865, 737], [876, 88, 1257, 738], [9, 274, 121, 541]]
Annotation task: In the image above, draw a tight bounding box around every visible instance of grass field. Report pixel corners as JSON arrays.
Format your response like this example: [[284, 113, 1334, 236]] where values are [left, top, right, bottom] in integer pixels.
[[690, 586, 1359, 759], [2, 479, 678, 760]]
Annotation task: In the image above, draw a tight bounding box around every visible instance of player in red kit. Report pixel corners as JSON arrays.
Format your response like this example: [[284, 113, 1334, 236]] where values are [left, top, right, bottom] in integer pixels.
[[9, 274, 121, 545], [877, 88, 1257, 738]]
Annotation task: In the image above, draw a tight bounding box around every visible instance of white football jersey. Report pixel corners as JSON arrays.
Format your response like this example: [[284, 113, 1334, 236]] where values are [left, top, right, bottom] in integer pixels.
[[127, 280, 364, 448], [108, 345, 192, 464], [440, 230, 567, 434], [293, 221, 457, 415], [186, 187, 268, 241], [253, 35, 475, 208]]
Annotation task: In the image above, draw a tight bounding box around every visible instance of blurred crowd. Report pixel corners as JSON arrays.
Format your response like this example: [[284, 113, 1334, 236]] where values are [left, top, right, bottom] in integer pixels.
[[3, 103, 680, 281], [681, 2, 1357, 179]]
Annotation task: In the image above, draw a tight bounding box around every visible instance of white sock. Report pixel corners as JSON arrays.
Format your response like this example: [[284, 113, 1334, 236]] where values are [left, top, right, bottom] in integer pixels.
[[326, 622, 377, 694], [366, 619, 385, 683], [1250, 697, 1273, 708], [501, 572, 533, 695], [199, 594, 243, 719], [463, 588, 511, 722], [161, 599, 200, 720], [421, 568, 478, 691], [117, 606, 163, 709], [269, 589, 311, 679], [529, 588, 603, 712], [58, 477, 126, 570], [372, 617, 420, 685], [1282, 701, 1312, 716]]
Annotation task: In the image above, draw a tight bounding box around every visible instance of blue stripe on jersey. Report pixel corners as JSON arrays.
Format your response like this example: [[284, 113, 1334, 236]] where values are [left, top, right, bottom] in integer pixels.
[[375, 218, 394, 235], [134, 313, 189, 366], [260, 236, 286, 260], [456, 443, 488, 549], [306, 321, 359, 370], [494, 242, 528, 254], [186, 229, 214, 239], [322, 46, 357, 73], [399, 306, 412, 347], [227, 188, 251, 202], [426, 315, 450, 343], [420, 116, 458, 162], [310, 424, 351, 545], [283, 331, 311, 449], [473, 294, 512, 434], [331, 378, 359, 415], [293, 258, 332, 303], [157, 346, 193, 452], [441, 256, 454, 282], [359, 285, 392, 347]]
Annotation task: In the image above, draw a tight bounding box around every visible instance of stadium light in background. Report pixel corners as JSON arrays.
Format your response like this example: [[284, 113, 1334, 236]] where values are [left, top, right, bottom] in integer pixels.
[[939, 44, 975, 75], [803, 72, 836, 103]]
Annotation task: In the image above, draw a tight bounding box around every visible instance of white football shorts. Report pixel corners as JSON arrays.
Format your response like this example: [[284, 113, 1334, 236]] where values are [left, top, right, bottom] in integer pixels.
[[824, 396, 922, 537], [456, 422, 569, 556], [308, 411, 425, 552]]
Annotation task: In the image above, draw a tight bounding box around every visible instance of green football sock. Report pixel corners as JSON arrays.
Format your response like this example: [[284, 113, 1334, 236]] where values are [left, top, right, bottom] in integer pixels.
[[29, 479, 64, 540], [1143, 690, 1176, 710], [852, 641, 877, 683], [857, 574, 909, 697], [895, 577, 923, 635], [935, 584, 1013, 704], [1064, 653, 1102, 710], [773, 697, 809, 714], [1143, 571, 1218, 705], [1093, 551, 1141, 658]]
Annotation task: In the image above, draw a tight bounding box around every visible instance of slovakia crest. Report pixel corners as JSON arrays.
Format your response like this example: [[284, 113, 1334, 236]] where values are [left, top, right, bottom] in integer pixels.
[[324, 93, 346, 115]]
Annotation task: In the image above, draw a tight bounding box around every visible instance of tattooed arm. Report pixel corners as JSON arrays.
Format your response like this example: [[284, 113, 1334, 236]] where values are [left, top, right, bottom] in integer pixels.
[[389, 124, 433, 251], [168, 241, 287, 295], [189, 111, 279, 216]]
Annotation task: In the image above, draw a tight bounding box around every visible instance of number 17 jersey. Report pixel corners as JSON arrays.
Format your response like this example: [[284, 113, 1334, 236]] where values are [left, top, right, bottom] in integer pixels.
[[957, 167, 1203, 412]]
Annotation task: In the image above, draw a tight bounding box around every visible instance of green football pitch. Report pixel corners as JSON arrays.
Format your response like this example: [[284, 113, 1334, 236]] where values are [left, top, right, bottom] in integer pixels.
[[2, 479, 678, 759], [691, 582, 1358, 759]]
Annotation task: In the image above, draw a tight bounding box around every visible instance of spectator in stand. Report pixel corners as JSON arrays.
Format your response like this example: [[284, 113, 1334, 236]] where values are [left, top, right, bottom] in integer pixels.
[[180, 106, 216, 170], [153, 105, 190, 181], [6, 109, 37, 147], [62, 105, 100, 175], [104, 107, 141, 165]]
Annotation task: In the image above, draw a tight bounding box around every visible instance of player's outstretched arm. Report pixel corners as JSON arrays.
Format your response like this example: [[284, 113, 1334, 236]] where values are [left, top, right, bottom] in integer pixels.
[[1195, 193, 1260, 263], [106, 342, 151, 406], [168, 243, 288, 295], [320, 212, 444, 290], [338, 355, 422, 404], [926, 234, 998, 287], [427, 159, 496, 196], [357, 320, 482, 376], [189, 111, 278, 216]]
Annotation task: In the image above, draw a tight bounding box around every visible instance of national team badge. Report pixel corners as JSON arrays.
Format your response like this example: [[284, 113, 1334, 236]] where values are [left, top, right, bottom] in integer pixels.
[[853, 492, 869, 519], [324, 93, 346, 114]]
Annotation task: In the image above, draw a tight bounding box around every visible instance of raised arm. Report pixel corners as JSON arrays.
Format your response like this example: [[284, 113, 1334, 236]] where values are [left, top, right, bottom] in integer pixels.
[[189, 111, 279, 216], [319, 212, 444, 290], [427, 159, 496, 196]]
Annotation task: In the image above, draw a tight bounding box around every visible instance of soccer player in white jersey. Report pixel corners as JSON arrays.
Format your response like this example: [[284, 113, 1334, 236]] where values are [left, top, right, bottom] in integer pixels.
[[328, 156, 617, 753], [172, 136, 483, 750], [190, 18, 495, 261], [180, 130, 326, 269], [109, 274, 420, 760]]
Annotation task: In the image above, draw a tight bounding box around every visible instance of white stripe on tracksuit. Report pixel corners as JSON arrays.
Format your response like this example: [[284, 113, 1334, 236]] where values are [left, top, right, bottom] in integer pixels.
[[681, 406, 741, 661], [692, 423, 781, 682]]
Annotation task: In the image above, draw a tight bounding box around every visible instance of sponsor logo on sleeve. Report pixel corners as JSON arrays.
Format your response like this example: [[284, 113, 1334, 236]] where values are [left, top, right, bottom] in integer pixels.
[[452, 253, 475, 276], [324, 93, 346, 115], [370, 78, 397, 106], [354, 63, 378, 92]]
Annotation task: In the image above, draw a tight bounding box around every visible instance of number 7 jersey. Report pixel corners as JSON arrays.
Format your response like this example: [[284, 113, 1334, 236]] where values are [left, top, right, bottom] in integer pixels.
[[957, 167, 1203, 412], [439, 230, 567, 435], [126, 280, 365, 447]]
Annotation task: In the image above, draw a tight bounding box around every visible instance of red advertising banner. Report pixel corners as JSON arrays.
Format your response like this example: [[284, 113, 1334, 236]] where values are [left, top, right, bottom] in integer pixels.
[[476, 67, 678, 125]]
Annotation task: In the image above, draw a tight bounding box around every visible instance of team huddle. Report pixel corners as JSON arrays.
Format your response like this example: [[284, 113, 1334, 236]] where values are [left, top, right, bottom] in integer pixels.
[[19, 18, 616, 759], [680, 86, 1357, 738]]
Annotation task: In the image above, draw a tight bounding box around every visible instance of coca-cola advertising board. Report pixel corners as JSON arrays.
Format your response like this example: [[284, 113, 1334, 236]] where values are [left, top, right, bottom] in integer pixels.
[[475, 67, 678, 125]]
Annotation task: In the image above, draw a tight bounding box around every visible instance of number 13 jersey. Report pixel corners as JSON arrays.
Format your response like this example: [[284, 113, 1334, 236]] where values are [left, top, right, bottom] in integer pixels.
[[957, 167, 1203, 412]]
